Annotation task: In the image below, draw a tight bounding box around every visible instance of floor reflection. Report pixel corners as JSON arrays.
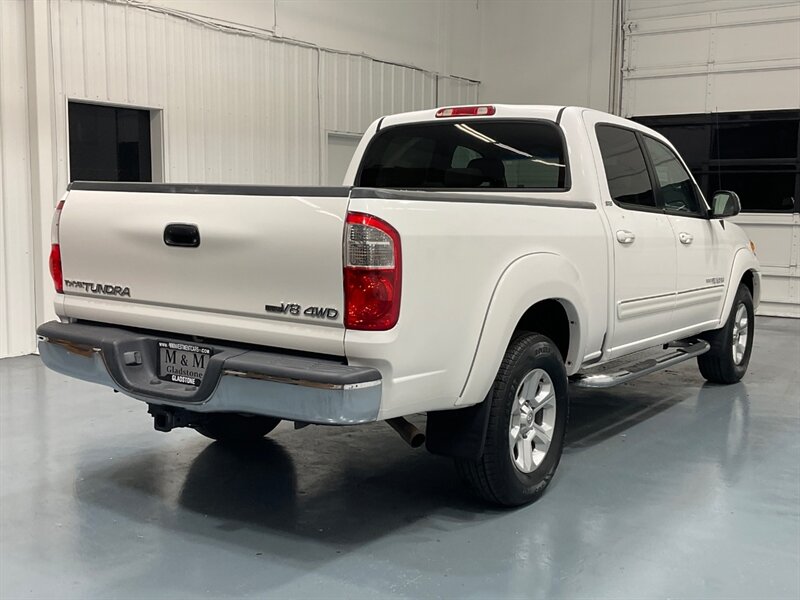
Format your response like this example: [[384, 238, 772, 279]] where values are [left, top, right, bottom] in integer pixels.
[[5, 316, 796, 599]]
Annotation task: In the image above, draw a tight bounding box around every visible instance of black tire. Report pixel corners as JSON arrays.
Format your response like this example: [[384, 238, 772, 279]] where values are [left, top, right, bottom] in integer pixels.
[[193, 413, 281, 444], [698, 284, 754, 384], [455, 332, 569, 507]]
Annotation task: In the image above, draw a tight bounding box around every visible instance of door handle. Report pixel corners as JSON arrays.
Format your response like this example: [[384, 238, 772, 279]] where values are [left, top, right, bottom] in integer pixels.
[[616, 230, 636, 245], [678, 232, 694, 245], [164, 223, 200, 248]]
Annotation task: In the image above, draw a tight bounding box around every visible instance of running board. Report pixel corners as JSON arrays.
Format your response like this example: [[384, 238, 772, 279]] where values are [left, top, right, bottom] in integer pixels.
[[571, 340, 710, 389]]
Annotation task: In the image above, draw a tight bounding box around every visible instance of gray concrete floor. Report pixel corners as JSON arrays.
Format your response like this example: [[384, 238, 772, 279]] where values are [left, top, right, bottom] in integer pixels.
[[1, 317, 799, 600]]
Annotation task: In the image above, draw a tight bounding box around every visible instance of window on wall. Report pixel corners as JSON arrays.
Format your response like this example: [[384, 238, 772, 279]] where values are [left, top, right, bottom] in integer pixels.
[[634, 110, 800, 213], [68, 102, 153, 182]]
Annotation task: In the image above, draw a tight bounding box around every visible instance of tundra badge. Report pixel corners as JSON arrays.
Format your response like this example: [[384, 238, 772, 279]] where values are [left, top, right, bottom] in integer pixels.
[[64, 280, 131, 297]]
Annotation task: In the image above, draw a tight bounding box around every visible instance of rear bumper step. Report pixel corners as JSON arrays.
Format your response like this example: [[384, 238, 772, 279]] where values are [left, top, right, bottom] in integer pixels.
[[570, 340, 710, 389], [36, 320, 382, 424]]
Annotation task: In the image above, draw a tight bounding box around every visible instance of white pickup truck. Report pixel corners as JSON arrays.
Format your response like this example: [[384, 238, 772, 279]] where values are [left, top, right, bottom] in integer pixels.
[[38, 105, 760, 506]]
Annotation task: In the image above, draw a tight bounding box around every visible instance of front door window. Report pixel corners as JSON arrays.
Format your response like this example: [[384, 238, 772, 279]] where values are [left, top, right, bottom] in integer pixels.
[[642, 136, 704, 216]]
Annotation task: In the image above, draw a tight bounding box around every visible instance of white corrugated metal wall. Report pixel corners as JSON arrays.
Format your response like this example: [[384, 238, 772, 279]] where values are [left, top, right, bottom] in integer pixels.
[[0, 0, 478, 358], [52, 0, 477, 185], [621, 0, 800, 317], [0, 0, 37, 358]]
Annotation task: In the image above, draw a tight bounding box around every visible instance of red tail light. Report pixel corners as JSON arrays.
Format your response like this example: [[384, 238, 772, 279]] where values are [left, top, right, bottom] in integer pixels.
[[435, 105, 496, 118], [49, 200, 65, 293], [344, 212, 401, 331], [49, 244, 63, 294]]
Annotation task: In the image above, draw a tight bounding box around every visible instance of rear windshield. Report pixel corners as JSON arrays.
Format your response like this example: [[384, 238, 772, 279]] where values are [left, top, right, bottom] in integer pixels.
[[357, 120, 568, 190]]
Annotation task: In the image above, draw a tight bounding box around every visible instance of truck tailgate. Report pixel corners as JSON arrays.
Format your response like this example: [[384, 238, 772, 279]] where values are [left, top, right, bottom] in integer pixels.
[[58, 185, 350, 354]]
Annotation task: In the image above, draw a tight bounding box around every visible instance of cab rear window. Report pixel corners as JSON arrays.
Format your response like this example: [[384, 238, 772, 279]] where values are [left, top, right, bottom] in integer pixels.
[[357, 120, 568, 190]]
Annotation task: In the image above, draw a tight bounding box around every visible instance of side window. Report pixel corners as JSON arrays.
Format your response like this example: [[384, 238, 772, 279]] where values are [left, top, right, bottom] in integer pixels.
[[596, 125, 656, 209], [642, 136, 703, 215]]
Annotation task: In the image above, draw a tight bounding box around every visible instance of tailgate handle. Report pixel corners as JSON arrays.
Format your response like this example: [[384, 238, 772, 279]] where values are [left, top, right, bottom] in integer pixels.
[[164, 223, 200, 248]]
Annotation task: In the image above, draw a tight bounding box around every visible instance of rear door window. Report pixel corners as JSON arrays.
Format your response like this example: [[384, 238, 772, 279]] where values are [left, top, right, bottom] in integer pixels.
[[595, 125, 657, 210], [357, 121, 568, 190]]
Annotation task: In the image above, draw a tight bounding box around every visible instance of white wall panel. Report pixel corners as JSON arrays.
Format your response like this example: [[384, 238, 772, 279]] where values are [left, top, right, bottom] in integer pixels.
[[317, 50, 477, 184], [0, 0, 37, 358], [275, 0, 481, 81], [478, 0, 615, 110], [320, 52, 437, 136], [144, 0, 277, 33], [713, 68, 800, 114], [144, 1, 482, 82], [622, 74, 709, 116], [730, 214, 800, 318], [437, 76, 480, 107], [622, 1, 800, 116]]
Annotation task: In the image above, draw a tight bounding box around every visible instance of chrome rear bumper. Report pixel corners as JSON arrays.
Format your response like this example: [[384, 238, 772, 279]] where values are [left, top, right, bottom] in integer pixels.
[[37, 321, 382, 425]]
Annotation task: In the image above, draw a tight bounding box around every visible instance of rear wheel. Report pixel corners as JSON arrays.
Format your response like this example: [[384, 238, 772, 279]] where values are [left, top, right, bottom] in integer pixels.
[[193, 413, 281, 444], [698, 283, 754, 384], [455, 332, 568, 507]]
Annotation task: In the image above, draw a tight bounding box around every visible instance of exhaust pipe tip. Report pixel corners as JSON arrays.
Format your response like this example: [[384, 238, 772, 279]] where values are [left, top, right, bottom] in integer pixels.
[[387, 417, 425, 448], [408, 431, 425, 448]]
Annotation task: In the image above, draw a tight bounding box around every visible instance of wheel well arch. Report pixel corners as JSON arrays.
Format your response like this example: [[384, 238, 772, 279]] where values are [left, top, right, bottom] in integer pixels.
[[740, 269, 755, 297], [513, 298, 578, 368], [428, 296, 580, 461], [456, 253, 590, 408], [720, 251, 760, 326]]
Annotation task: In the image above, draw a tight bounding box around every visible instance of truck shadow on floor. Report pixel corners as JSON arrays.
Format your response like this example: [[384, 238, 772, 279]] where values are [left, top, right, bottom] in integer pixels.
[[565, 381, 691, 449], [566, 373, 749, 453], [75, 422, 490, 549], [74, 377, 750, 556]]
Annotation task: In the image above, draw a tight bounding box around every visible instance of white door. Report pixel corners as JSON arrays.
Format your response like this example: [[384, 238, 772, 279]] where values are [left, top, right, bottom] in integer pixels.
[[592, 122, 678, 354], [326, 133, 361, 186], [640, 135, 727, 332]]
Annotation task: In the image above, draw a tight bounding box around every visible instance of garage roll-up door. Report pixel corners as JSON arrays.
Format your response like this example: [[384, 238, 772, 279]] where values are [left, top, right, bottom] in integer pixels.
[[621, 0, 800, 317]]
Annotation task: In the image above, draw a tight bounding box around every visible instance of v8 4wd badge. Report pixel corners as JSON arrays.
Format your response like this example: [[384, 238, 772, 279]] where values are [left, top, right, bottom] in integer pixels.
[[265, 302, 339, 320]]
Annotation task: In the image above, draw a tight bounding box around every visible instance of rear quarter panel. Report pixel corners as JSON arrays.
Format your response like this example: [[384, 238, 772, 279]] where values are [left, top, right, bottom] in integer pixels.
[[345, 195, 608, 419]]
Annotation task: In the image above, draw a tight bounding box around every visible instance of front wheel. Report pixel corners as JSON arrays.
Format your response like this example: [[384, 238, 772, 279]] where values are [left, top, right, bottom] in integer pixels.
[[455, 332, 569, 507], [193, 413, 281, 444], [698, 283, 754, 384]]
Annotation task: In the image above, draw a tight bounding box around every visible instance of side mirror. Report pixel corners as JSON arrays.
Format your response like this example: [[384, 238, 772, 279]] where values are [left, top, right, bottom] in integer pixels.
[[710, 190, 741, 218]]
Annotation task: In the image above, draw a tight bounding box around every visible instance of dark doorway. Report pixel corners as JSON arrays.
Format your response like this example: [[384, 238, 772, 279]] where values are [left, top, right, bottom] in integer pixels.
[[68, 102, 152, 182]]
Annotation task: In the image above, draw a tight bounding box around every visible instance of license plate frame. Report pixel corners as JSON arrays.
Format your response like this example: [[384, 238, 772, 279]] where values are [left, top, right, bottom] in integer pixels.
[[157, 341, 212, 387]]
